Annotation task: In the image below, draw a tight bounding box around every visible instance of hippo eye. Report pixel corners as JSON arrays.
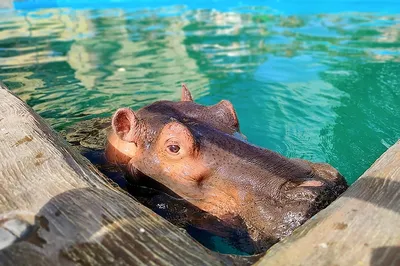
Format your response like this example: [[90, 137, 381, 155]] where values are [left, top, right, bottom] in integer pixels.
[[167, 145, 180, 154]]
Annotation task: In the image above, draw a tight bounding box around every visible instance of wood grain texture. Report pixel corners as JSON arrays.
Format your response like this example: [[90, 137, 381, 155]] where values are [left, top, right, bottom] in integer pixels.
[[0, 83, 249, 266], [256, 140, 400, 266]]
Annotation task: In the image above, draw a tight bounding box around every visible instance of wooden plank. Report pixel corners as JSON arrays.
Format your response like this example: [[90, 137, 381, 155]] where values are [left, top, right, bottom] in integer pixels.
[[256, 140, 400, 266], [0, 82, 257, 266]]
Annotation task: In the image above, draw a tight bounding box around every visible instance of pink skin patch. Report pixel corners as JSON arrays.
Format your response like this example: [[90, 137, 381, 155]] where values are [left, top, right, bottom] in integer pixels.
[[298, 180, 324, 187], [105, 132, 137, 165]]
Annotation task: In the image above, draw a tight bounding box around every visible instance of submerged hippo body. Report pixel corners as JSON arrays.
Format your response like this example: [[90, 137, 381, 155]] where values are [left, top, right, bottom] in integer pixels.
[[106, 84, 348, 252]]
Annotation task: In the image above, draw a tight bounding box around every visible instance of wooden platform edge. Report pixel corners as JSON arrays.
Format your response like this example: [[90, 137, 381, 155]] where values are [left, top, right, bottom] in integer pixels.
[[256, 140, 400, 266], [0, 82, 259, 266]]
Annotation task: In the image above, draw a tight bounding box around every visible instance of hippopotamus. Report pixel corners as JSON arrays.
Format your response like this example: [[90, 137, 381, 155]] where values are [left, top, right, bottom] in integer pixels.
[[105, 84, 348, 252]]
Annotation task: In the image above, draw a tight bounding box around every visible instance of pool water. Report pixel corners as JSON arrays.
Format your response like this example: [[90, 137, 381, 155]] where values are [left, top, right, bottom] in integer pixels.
[[1, 0, 400, 254]]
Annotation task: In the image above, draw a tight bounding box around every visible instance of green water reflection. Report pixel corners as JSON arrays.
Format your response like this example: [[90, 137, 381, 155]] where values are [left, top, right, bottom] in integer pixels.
[[0, 6, 399, 185]]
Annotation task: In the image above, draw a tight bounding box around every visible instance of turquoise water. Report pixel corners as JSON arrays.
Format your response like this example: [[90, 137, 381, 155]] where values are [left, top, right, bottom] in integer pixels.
[[1, 1, 400, 184], [0, 1, 400, 252]]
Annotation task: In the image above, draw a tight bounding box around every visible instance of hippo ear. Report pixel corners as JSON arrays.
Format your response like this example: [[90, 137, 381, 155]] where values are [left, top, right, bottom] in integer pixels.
[[111, 108, 140, 143], [181, 83, 193, 102], [210, 100, 240, 131]]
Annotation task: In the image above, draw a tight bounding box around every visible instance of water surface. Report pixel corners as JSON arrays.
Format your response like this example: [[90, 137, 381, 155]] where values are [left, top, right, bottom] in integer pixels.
[[0, 0, 400, 253]]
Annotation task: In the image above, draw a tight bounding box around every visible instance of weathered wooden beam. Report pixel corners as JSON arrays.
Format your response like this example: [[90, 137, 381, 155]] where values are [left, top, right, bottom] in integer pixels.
[[0, 83, 255, 265], [256, 140, 400, 266]]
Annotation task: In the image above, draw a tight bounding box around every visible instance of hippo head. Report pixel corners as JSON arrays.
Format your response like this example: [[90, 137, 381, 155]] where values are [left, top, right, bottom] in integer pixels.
[[105, 84, 242, 167], [105, 84, 348, 251]]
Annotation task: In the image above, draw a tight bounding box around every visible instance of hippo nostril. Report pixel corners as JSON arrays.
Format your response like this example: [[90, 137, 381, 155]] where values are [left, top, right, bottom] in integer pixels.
[[299, 180, 324, 187]]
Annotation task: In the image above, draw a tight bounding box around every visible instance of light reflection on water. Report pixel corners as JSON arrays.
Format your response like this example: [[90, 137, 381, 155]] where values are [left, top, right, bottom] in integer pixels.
[[1, 1, 400, 256], [0, 4, 399, 186]]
